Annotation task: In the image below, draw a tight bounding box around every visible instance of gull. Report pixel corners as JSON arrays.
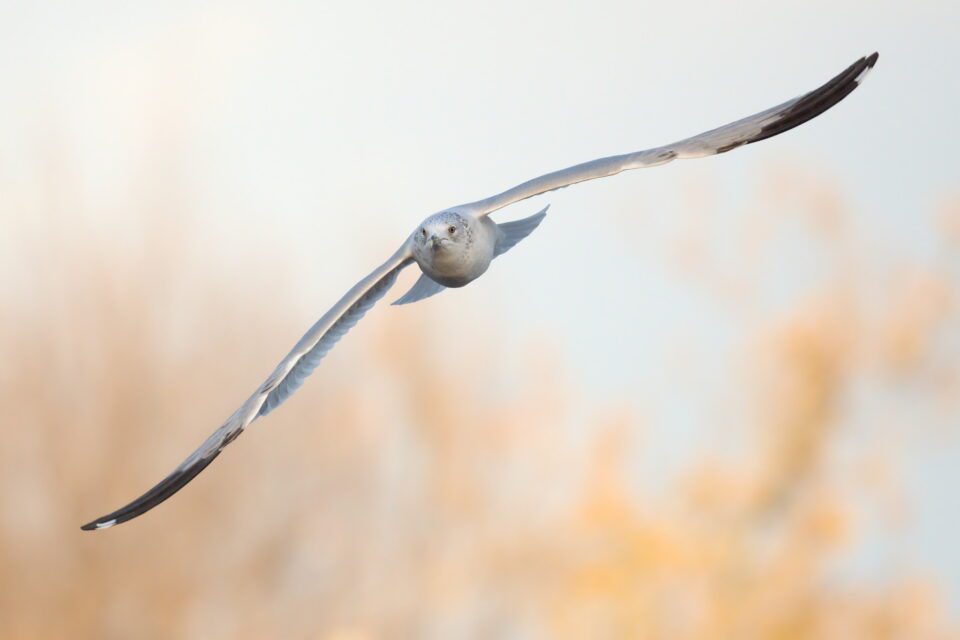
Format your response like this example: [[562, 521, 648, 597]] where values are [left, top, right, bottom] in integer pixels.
[[82, 52, 878, 530]]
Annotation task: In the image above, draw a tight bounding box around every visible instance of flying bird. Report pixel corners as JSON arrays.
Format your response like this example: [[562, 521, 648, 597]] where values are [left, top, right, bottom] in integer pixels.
[[82, 52, 878, 530]]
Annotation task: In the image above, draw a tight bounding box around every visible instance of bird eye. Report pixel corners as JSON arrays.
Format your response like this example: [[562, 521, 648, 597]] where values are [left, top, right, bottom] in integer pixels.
[[421, 228, 427, 237], [448, 226, 456, 234]]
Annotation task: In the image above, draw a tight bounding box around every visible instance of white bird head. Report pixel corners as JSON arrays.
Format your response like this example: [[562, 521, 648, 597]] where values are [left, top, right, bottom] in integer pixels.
[[414, 211, 471, 256]]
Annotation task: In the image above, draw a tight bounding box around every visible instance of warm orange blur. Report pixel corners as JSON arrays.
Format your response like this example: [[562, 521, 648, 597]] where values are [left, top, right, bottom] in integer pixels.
[[1, 159, 958, 639]]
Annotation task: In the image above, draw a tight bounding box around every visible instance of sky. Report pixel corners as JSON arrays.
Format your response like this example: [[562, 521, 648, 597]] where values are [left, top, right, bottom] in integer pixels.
[[1, 0, 958, 617]]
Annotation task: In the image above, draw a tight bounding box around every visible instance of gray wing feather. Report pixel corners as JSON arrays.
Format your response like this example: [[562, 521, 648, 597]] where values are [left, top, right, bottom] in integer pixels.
[[392, 273, 447, 306], [81, 243, 414, 530], [259, 263, 403, 415], [494, 205, 549, 257], [463, 53, 878, 217]]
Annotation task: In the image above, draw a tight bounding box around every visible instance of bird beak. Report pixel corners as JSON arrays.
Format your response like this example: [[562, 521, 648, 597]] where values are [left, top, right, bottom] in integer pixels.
[[430, 235, 442, 249]]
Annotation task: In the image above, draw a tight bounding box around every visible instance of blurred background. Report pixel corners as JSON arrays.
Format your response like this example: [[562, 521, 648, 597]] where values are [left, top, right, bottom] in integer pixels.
[[1, 1, 958, 638]]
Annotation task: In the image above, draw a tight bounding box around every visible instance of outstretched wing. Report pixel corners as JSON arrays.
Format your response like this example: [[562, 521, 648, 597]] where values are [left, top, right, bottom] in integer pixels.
[[463, 53, 878, 217], [81, 243, 414, 530]]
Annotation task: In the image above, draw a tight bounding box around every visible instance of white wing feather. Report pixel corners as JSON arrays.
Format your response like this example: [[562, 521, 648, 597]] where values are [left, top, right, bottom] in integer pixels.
[[461, 53, 878, 217], [82, 243, 414, 529]]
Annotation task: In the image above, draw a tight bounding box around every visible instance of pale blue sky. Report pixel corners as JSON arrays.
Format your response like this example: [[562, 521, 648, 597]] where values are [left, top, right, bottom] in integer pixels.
[[2, 0, 958, 610]]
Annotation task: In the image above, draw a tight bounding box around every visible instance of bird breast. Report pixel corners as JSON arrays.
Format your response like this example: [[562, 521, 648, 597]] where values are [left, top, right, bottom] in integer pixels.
[[415, 217, 500, 288]]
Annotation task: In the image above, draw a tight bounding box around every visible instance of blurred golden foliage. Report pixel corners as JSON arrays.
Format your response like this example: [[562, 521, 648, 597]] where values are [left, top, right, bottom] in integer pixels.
[[0, 163, 958, 639]]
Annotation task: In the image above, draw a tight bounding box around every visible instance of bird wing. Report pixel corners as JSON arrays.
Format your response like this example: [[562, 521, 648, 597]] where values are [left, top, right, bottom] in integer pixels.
[[81, 242, 414, 530], [461, 53, 877, 218]]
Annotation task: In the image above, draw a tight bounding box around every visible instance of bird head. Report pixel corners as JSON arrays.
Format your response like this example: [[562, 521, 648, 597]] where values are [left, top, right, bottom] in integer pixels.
[[415, 211, 469, 254]]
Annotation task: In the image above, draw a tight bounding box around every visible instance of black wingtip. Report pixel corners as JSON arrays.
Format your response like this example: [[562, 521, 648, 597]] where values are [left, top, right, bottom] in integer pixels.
[[745, 51, 880, 147], [80, 450, 222, 532]]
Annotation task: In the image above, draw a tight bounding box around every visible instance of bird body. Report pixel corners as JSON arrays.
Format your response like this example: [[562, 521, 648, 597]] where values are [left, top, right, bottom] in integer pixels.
[[412, 211, 499, 288], [82, 52, 879, 531]]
